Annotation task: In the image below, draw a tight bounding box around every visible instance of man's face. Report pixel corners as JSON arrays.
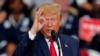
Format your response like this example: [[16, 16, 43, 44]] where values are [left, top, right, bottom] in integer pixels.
[[40, 13, 61, 39], [9, 0, 24, 13]]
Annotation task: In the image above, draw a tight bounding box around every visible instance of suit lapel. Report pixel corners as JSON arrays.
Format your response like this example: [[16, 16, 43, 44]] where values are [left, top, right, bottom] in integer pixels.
[[38, 32, 50, 56], [59, 35, 71, 56], [37, 32, 71, 56]]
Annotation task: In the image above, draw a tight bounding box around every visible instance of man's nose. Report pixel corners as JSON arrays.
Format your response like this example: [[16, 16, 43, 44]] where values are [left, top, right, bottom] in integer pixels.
[[47, 20, 52, 27]]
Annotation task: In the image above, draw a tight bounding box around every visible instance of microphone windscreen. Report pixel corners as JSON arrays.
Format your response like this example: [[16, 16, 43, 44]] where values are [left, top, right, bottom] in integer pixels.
[[51, 30, 57, 41]]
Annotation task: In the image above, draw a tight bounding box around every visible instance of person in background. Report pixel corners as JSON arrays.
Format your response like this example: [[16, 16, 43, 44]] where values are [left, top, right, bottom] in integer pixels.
[[76, 0, 100, 18], [32, 0, 53, 7], [78, 0, 100, 55], [54, 0, 79, 40], [2, 0, 33, 44], [87, 34, 100, 56], [76, 0, 92, 17], [89, 0, 100, 18], [80, 34, 100, 56], [0, 0, 8, 55], [76, 0, 92, 12], [0, 42, 17, 56], [0, 0, 7, 23], [13, 3, 80, 56]]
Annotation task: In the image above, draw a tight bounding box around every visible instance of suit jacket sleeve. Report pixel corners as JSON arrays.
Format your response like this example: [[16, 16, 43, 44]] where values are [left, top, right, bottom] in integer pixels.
[[69, 37, 80, 56], [13, 33, 34, 56]]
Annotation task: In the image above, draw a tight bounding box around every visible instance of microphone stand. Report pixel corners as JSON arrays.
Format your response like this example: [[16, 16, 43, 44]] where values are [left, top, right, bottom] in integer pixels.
[[56, 38, 61, 56], [51, 30, 61, 56]]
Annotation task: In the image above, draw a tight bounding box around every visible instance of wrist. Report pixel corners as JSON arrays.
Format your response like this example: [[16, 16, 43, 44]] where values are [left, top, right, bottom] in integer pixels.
[[30, 28, 37, 35]]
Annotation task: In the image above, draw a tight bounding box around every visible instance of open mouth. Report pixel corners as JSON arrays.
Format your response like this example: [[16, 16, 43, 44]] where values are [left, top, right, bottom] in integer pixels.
[[47, 29, 53, 33]]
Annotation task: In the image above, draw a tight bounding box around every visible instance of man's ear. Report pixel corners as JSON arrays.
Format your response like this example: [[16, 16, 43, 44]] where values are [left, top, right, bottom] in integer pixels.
[[60, 14, 62, 20], [59, 14, 62, 26]]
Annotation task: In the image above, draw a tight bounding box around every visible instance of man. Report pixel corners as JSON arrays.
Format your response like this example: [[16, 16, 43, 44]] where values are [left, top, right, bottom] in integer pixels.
[[13, 3, 80, 56]]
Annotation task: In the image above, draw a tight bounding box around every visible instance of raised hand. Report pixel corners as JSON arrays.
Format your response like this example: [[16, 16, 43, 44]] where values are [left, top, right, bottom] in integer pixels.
[[30, 8, 46, 34]]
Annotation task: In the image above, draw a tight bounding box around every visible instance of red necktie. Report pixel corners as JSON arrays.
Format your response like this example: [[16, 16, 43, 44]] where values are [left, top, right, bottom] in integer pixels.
[[49, 39, 57, 56]]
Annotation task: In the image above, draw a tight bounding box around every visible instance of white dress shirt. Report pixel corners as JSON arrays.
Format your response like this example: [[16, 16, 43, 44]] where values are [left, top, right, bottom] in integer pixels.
[[28, 31, 63, 56]]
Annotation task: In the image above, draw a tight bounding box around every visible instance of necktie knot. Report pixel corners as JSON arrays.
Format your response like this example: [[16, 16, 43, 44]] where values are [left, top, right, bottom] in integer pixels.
[[49, 39, 54, 43]]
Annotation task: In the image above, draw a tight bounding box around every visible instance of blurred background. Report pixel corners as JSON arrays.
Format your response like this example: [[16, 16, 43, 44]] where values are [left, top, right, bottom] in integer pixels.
[[0, 0, 100, 56]]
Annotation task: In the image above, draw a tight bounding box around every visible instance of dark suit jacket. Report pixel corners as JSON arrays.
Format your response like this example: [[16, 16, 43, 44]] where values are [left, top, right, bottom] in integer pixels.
[[13, 32, 80, 56]]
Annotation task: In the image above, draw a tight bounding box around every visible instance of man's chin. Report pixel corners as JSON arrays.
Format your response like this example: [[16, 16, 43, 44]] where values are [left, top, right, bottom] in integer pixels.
[[41, 31, 52, 39], [45, 33, 52, 39]]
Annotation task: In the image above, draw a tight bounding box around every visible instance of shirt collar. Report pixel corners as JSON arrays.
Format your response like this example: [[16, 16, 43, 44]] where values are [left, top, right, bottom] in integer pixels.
[[45, 38, 50, 43], [9, 13, 25, 27]]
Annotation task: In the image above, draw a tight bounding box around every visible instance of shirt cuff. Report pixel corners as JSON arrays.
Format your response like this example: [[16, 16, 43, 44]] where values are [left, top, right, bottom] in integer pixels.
[[28, 31, 36, 40]]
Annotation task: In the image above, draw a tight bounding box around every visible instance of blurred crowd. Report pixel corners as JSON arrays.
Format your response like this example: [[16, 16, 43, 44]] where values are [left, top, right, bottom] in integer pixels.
[[0, 0, 100, 56]]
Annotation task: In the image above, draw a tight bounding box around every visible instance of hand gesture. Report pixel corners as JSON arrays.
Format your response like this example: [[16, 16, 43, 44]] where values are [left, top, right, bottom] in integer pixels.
[[30, 8, 46, 34]]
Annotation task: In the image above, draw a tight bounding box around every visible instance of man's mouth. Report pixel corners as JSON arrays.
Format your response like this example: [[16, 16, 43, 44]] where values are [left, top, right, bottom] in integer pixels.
[[47, 29, 53, 33]]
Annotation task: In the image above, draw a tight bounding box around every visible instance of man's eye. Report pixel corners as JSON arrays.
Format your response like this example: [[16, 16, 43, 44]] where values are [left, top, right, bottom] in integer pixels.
[[51, 19, 56, 21], [46, 19, 49, 21]]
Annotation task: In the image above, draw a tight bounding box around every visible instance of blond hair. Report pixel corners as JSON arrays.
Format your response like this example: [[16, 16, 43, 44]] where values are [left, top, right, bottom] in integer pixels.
[[31, 3, 61, 18]]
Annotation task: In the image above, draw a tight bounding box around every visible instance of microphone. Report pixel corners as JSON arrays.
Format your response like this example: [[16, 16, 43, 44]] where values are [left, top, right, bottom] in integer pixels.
[[51, 30, 61, 56], [51, 30, 58, 41]]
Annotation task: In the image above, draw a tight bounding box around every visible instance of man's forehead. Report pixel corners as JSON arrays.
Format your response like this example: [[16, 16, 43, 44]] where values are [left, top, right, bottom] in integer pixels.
[[42, 12, 60, 16], [42, 14, 60, 18]]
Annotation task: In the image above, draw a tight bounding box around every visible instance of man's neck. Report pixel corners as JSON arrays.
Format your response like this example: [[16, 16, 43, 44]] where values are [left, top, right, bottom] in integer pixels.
[[12, 12, 23, 22]]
